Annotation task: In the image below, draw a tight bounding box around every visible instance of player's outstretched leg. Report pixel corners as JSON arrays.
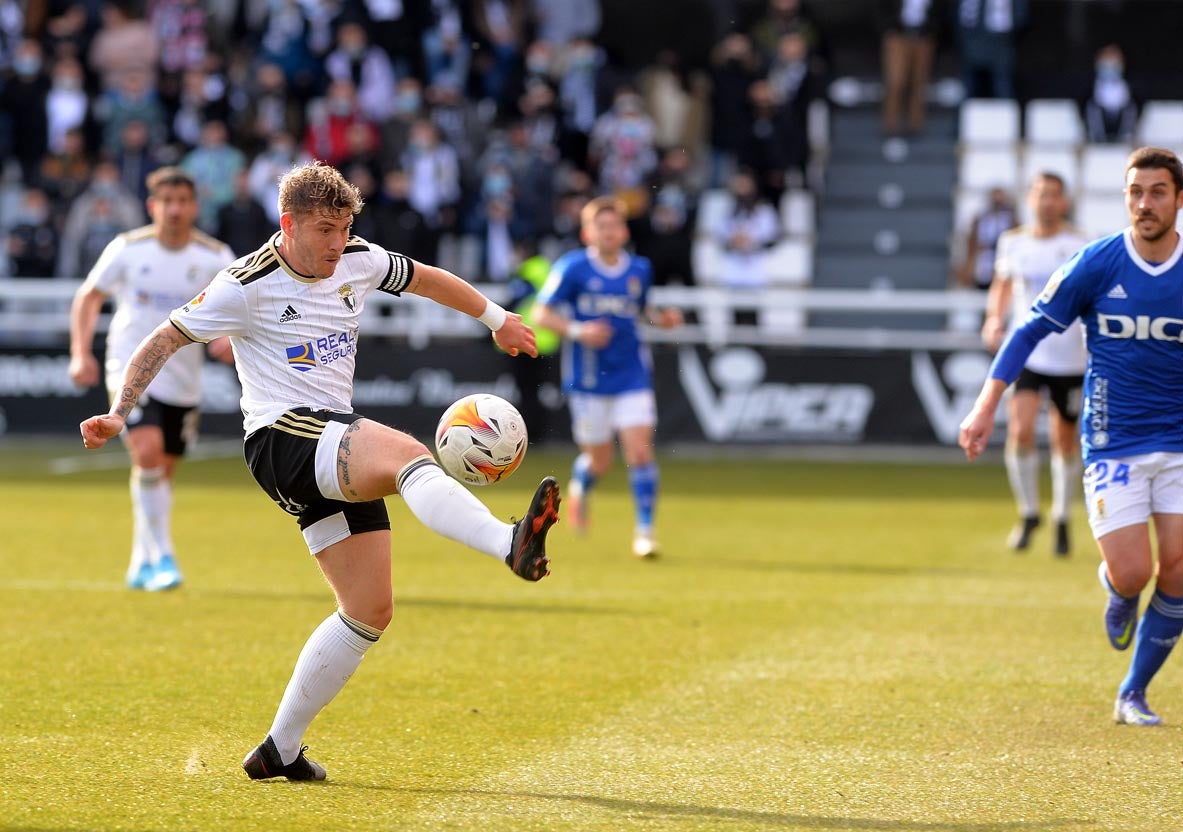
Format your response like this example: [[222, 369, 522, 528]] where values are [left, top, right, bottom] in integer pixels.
[[242, 735, 327, 781], [1098, 561, 1139, 650], [507, 477, 561, 581], [629, 462, 659, 559]]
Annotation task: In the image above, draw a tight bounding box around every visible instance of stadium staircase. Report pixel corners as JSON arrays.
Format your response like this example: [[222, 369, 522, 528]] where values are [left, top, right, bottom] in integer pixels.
[[810, 105, 957, 332]]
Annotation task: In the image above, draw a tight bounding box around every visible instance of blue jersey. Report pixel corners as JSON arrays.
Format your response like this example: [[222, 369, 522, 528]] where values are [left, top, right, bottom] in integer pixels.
[[1034, 229, 1183, 462], [537, 248, 654, 394]]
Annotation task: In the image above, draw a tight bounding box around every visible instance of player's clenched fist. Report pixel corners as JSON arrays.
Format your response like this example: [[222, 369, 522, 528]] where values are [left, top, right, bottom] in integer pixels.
[[80, 414, 125, 450]]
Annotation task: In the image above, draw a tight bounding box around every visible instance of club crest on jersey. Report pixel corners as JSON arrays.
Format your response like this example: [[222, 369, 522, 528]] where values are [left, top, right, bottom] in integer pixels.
[[628, 276, 642, 297], [338, 283, 357, 312], [285, 342, 317, 372], [182, 290, 207, 311]]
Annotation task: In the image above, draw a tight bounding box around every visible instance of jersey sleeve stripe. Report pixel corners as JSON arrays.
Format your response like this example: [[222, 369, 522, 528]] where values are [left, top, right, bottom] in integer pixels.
[[378, 253, 414, 295], [168, 317, 206, 343]]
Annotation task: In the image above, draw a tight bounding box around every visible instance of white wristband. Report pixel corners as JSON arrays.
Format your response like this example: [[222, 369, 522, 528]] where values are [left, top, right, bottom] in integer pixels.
[[566, 321, 584, 341], [477, 298, 508, 331]]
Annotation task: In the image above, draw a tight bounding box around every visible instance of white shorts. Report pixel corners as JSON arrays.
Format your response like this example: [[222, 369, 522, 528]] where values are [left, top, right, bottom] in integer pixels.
[[569, 389, 657, 446], [1084, 452, 1183, 538]]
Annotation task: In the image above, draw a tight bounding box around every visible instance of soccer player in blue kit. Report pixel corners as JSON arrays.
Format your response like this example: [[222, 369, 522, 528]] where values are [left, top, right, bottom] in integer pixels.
[[533, 196, 682, 558], [960, 147, 1183, 726]]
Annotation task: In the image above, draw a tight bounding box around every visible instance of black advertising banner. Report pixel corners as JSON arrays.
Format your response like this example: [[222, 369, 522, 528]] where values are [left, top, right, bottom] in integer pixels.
[[0, 343, 1003, 446]]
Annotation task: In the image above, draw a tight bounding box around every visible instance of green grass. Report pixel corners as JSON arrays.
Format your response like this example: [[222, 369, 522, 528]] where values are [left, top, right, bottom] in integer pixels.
[[0, 439, 1177, 831]]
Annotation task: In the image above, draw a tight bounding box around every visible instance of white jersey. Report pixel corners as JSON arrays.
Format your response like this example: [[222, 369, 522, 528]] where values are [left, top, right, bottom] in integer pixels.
[[995, 225, 1091, 376], [169, 232, 414, 434], [85, 225, 233, 406]]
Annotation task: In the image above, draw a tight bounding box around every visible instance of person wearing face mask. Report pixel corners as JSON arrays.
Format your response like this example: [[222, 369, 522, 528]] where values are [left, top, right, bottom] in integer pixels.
[[324, 20, 399, 123], [303, 80, 380, 170], [1084, 44, 1139, 145], [1, 38, 49, 185], [58, 161, 147, 279], [248, 132, 311, 226], [5, 187, 59, 277], [45, 56, 89, 156]]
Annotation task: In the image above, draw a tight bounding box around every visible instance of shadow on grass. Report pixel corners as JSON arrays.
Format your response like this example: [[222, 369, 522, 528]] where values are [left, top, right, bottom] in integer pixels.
[[345, 787, 1092, 830]]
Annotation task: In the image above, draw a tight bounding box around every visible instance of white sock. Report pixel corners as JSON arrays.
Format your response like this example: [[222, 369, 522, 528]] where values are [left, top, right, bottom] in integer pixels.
[[129, 470, 155, 570], [135, 466, 175, 564], [397, 458, 513, 561], [1050, 453, 1081, 522], [1004, 445, 1040, 518], [269, 611, 381, 765]]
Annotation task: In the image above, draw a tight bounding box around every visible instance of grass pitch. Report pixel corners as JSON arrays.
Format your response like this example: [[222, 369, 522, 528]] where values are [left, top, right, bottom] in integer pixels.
[[0, 439, 1177, 832]]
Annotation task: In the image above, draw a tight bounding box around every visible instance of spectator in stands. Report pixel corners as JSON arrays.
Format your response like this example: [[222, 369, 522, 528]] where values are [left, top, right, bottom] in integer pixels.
[[39, 126, 93, 215], [421, 0, 469, 91], [401, 118, 462, 259], [96, 69, 168, 154], [955, 0, 1026, 100], [530, 0, 601, 45], [428, 80, 488, 186], [149, 0, 207, 80], [369, 168, 432, 263], [324, 20, 400, 124], [1084, 43, 1139, 145], [878, 0, 943, 137], [499, 119, 557, 240], [257, 0, 323, 101], [956, 185, 1017, 290], [712, 167, 780, 290], [380, 76, 426, 163], [57, 159, 144, 277], [238, 61, 305, 157], [2, 39, 51, 185], [749, 0, 830, 76], [635, 148, 698, 286], [6, 187, 59, 276], [517, 78, 562, 160], [181, 119, 245, 232], [45, 54, 89, 156], [555, 37, 604, 165], [588, 85, 658, 203], [247, 131, 308, 226], [88, 2, 159, 94], [112, 118, 163, 202], [170, 67, 231, 150], [304, 79, 380, 170], [708, 32, 762, 188], [737, 79, 794, 206], [638, 48, 701, 152], [216, 169, 271, 257], [470, 0, 529, 108], [342, 161, 381, 243]]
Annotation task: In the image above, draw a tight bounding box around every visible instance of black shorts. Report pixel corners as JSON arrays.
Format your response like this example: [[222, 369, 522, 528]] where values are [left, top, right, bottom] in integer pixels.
[[125, 395, 199, 456], [1013, 368, 1084, 422], [243, 408, 389, 537]]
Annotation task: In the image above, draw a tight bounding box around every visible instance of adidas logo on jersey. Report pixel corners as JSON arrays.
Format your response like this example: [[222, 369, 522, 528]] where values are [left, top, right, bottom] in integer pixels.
[[279, 304, 302, 322], [1107, 284, 1128, 299]]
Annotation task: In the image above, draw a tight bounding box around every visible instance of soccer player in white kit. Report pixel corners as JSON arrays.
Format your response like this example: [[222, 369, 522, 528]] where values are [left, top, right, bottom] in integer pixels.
[[981, 172, 1091, 555], [69, 167, 234, 591], [80, 162, 560, 780]]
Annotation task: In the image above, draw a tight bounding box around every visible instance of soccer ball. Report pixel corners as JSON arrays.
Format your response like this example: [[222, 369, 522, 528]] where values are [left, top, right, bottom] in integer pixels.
[[434, 394, 528, 486]]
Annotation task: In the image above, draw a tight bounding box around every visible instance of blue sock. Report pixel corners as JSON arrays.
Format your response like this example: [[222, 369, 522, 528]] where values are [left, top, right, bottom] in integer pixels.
[[1120, 589, 1183, 694], [571, 453, 597, 497], [628, 462, 659, 530]]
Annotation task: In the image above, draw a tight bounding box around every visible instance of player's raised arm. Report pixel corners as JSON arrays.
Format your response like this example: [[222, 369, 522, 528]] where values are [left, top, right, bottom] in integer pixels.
[[405, 259, 538, 358], [80, 321, 193, 449]]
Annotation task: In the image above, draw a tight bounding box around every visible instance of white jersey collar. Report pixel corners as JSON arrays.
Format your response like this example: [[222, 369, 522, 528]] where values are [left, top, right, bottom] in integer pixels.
[[588, 248, 631, 277], [1122, 227, 1183, 275]]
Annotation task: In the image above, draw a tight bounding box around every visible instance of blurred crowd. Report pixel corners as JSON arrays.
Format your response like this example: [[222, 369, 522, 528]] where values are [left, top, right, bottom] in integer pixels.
[[0, 0, 830, 286]]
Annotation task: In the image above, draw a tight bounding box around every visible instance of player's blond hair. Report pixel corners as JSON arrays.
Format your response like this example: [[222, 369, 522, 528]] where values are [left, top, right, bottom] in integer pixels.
[[580, 195, 628, 227], [278, 162, 364, 218]]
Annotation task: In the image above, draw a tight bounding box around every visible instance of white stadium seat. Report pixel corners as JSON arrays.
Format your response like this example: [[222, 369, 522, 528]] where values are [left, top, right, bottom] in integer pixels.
[[1025, 99, 1085, 147], [959, 98, 1021, 147], [1021, 146, 1080, 194], [1075, 193, 1128, 238], [958, 146, 1021, 191], [779, 189, 815, 239], [764, 239, 813, 286], [1079, 143, 1133, 194], [695, 189, 733, 237], [1137, 100, 1183, 148]]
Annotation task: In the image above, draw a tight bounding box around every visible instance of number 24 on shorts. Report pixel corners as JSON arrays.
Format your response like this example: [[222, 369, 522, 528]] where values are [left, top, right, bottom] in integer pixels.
[[1088, 461, 1131, 490]]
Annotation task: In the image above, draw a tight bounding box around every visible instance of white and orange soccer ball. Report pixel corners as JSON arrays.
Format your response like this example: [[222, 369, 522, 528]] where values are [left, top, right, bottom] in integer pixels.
[[434, 394, 528, 486]]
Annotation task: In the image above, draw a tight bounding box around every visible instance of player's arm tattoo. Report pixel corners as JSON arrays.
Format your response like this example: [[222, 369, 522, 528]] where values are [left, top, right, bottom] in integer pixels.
[[112, 327, 187, 420], [336, 421, 363, 500]]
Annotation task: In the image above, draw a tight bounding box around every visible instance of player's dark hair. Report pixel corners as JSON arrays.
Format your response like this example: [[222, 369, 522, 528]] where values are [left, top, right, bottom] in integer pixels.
[[1126, 147, 1183, 192], [279, 161, 364, 218], [1033, 170, 1066, 192], [146, 166, 196, 197]]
